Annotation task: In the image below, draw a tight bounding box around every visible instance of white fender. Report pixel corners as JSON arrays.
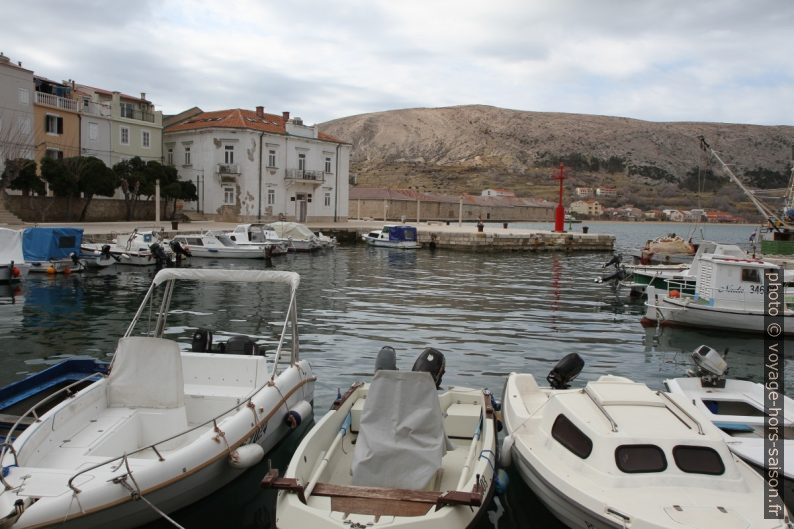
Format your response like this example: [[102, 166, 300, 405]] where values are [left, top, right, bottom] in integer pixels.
[[229, 443, 265, 469], [284, 400, 313, 429], [500, 434, 514, 467]]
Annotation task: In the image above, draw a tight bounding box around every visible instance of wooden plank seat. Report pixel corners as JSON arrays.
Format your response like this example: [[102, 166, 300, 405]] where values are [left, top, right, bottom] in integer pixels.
[[261, 469, 482, 516]]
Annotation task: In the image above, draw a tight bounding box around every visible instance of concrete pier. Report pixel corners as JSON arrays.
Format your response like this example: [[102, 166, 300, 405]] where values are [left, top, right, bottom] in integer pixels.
[[27, 219, 614, 253]]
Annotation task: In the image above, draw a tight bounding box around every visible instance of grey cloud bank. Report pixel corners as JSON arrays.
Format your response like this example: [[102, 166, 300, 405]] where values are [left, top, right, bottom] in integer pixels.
[[2, 0, 792, 125]]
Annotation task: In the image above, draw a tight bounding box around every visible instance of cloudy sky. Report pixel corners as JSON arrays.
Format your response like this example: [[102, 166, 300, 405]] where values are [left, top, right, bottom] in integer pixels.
[[3, 0, 792, 125]]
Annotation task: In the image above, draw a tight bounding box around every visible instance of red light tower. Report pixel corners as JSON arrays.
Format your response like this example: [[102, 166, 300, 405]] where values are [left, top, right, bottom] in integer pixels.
[[553, 162, 566, 232]]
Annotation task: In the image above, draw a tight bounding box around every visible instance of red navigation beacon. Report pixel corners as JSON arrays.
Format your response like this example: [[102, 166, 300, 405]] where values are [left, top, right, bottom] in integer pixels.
[[553, 162, 566, 233]]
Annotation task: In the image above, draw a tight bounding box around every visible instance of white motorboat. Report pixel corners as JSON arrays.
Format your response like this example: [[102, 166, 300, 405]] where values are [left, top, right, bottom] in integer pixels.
[[83, 229, 174, 267], [0, 228, 30, 283], [642, 242, 794, 334], [501, 354, 791, 529], [170, 232, 270, 259], [226, 224, 290, 255], [269, 222, 322, 252], [264, 347, 497, 529], [665, 345, 794, 511], [362, 225, 421, 249], [79, 244, 117, 269], [0, 269, 315, 529]]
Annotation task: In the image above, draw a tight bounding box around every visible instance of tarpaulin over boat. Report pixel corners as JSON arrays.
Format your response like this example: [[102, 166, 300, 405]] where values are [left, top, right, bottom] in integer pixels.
[[22, 227, 83, 262], [269, 222, 317, 241], [351, 370, 445, 489], [388, 225, 417, 242], [0, 228, 24, 264]]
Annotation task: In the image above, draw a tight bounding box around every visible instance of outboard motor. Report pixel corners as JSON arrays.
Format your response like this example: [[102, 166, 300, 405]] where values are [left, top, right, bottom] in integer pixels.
[[100, 244, 115, 260], [374, 346, 397, 371], [149, 242, 169, 268], [603, 253, 623, 268], [191, 328, 213, 352], [412, 347, 445, 388], [688, 345, 728, 388], [547, 353, 584, 389], [169, 239, 192, 258], [598, 266, 628, 283], [219, 335, 260, 355]]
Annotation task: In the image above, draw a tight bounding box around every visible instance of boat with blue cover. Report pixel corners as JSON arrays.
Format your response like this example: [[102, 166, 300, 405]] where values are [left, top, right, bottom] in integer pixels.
[[22, 227, 84, 274], [362, 225, 421, 249]]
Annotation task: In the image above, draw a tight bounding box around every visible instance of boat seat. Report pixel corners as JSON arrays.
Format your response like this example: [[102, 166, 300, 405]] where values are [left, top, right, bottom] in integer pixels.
[[351, 371, 446, 490], [106, 337, 185, 409]]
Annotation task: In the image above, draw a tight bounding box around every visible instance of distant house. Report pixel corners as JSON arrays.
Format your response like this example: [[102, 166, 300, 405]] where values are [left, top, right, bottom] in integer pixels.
[[662, 209, 684, 222], [644, 209, 662, 220], [481, 188, 515, 197], [684, 209, 707, 222], [569, 199, 602, 217], [575, 187, 594, 197], [596, 186, 617, 197]]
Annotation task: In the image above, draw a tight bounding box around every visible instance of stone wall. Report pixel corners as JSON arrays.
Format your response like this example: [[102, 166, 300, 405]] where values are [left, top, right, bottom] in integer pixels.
[[350, 198, 554, 222], [4, 194, 168, 222]]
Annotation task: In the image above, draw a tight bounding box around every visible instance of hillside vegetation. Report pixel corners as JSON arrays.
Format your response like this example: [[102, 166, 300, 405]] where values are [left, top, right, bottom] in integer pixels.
[[319, 105, 794, 217]]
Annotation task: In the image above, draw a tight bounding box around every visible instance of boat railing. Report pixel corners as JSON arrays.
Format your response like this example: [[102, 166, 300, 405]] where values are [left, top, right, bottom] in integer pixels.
[[0, 371, 105, 491], [582, 385, 619, 432], [657, 391, 705, 435], [663, 279, 768, 307]]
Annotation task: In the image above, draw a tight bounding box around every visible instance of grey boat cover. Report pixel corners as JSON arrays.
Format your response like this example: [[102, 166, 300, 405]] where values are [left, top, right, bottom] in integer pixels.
[[269, 222, 316, 241], [0, 228, 24, 265], [351, 370, 445, 490]]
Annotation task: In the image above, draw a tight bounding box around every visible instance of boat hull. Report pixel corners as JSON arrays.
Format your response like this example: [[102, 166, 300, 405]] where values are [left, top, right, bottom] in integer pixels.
[[364, 237, 421, 249], [0, 263, 30, 283], [188, 247, 266, 259], [643, 287, 794, 335]]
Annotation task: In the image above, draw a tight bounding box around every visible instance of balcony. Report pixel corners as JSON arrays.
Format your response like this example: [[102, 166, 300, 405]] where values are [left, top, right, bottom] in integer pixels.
[[81, 100, 112, 118], [285, 169, 325, 185], [35, 91, 78, 112], [216, 163, 240, 183], [119, 107, 156, 123]]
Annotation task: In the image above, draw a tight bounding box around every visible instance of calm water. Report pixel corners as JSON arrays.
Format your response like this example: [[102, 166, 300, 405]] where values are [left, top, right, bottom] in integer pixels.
[[1, 221, 789, 528]]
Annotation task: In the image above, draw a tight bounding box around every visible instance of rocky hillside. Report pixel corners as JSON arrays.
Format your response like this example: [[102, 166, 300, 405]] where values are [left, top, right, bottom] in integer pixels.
[[319, 105, 794, 213]]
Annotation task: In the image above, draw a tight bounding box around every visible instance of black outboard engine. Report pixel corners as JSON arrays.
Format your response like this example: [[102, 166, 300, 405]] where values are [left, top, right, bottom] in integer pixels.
[[599, 266, 628, 283], [100, 244, 113, 259], [603, 253, 623, 268], [70, 252, 81, 265], [191, 328, 213, 352], [169, 240, 192, 258], [547, 353, 584, 389], [412, 347, 445, 388], [150, 242, 169, 268], [219, 335, 260, 355], [374, 346, 397, 371]]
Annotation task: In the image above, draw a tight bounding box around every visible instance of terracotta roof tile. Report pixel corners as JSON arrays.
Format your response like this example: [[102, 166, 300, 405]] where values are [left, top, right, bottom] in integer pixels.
[[165, 108, 347, 144]]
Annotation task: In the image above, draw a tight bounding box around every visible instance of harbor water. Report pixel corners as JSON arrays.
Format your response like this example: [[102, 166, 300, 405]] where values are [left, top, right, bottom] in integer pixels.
[[0, 221, 789, 528]]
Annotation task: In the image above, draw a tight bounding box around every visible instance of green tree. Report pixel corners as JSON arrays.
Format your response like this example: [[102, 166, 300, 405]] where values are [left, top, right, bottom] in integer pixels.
[[113, 156, 148, 220], [3, 158, 43, 196], [40, 157, 79, 219], [77, 157, 118, 221]]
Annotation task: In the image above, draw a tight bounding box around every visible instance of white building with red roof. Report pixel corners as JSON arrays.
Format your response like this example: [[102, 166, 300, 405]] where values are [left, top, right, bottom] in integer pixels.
[[165, 106, 350, 222]]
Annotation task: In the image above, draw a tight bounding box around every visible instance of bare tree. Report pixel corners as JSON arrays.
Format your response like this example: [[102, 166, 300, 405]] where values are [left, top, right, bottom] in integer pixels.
[[0, 122, 36, 193]]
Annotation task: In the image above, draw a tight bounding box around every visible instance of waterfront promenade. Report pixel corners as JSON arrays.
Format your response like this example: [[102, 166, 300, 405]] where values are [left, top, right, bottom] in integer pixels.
[[7, 219, 615, 252]]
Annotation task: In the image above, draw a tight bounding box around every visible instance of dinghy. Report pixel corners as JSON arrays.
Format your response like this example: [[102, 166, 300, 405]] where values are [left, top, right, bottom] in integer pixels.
[[502, 354, 791, 529], [0, 269, 315, 529], [263, 348, 497, 529], [665, 345, 794, 512]]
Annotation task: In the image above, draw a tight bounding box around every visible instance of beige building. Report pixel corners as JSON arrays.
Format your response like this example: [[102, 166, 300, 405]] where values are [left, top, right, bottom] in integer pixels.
[[569, 199, 602, 217], [32, 76, 81, 165]]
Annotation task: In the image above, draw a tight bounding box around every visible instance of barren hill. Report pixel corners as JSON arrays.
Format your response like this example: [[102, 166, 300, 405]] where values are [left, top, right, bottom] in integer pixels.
[[319, 105, 794, 214]]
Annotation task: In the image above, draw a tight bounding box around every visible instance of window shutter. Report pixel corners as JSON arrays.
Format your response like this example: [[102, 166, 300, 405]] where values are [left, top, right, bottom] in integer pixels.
[[44, 115, 49, 130], [57, 117, 63, 135]]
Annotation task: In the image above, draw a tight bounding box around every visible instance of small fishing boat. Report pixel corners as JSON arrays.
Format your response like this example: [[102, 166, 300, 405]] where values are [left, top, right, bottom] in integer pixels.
[[22, 227, 85, 274], [0, 269, 315, 529], [79, 245, 117, 269], [226, 224, 290, 254], [170, 232, 273, 259], [501, 354, 791, 529], [269, 222, 323, 252], [362, 225, 421, 249], [82, 229, 174, 267], [629, 233, 697, 265], [665, 345, 794, 511], [0, 358, 108, 443], [263, 347, 497, 529], [642, 244, 794, 334], [0, 228, 30, 283]]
